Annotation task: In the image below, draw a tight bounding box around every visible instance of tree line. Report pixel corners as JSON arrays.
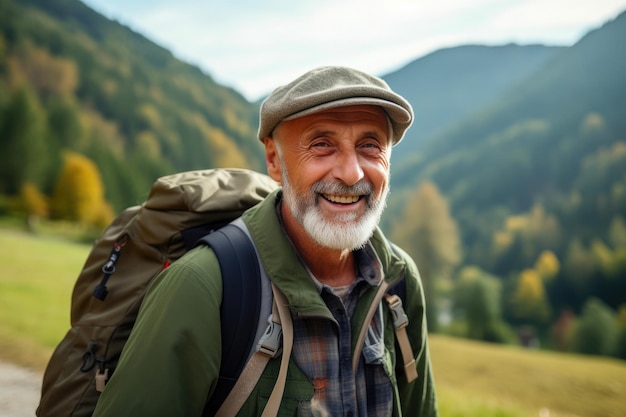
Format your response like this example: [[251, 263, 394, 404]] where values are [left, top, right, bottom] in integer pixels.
[[387, 179, 626, 360]]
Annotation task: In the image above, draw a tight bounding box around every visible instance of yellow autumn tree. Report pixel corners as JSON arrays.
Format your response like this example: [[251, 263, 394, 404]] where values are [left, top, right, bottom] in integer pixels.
[[204, 126, 248, 168], [19, 182, 49, 232], [534, 250, 560, 281], [50, 152, 112, 226], [187, 112, 248, 168], [20, 182, 48, 218], [510, 268, 551, 324], [392, 181, 462, 278]]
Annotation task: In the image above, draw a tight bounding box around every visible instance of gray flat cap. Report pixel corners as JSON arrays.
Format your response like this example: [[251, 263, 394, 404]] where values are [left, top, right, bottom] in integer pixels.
[[258, 66, 413, 145]]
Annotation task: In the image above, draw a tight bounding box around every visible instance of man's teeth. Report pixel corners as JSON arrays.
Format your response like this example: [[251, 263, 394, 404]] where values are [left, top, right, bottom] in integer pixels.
[[324, 194, 360, 204]]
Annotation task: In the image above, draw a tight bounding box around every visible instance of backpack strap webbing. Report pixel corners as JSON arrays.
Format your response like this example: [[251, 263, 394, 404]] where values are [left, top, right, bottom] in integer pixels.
[[386, 244, 418, 383], [352, 275, 417, 384], [352, 280, 389, 376], [385, 293, 418, 383], [260, 284, 293, 417], [196, 224, 262, 413], [215, 283, 293, 417]]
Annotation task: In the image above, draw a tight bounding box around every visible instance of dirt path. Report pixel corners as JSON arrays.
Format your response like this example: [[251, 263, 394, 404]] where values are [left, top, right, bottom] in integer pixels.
[[0, 361, 42, 417]]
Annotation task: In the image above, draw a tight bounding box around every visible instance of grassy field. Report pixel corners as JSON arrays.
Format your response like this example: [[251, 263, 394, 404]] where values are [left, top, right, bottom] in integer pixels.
[[0, 228, 87, 368], [1, 227, 625, 417]]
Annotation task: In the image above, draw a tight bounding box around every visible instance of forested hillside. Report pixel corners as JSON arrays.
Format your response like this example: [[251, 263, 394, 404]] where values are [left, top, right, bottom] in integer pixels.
[[386, 10, 626, 352], [0, 0, 262, 214], [384, 44, 563, 152]]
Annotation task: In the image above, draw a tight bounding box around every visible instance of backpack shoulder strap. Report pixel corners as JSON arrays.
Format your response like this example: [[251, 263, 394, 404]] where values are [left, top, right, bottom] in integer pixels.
[[196, 223, 263, 412], [215, 284, 293, 417], [385, 293, 418, 383], [387, 274, 406, 301], [386, 241, 418, 383]]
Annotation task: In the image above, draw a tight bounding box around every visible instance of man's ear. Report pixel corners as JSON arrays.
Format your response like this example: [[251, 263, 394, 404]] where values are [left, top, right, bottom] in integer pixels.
[[264, 137, 282, 183]]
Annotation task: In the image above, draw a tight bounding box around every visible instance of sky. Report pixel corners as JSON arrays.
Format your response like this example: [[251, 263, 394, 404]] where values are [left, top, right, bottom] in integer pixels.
[[80, 0, 626, 102]]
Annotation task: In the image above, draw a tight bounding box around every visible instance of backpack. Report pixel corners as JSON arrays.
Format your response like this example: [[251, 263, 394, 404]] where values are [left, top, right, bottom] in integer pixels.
[[36, 168, 279, 417]]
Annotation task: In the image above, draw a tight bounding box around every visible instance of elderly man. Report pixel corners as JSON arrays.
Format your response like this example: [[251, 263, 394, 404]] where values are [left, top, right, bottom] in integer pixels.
[[93, 66, 438, 417]]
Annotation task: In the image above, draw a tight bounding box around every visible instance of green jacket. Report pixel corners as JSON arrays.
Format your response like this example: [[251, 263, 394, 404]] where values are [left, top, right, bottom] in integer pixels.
[[92, 190, 438, 417]]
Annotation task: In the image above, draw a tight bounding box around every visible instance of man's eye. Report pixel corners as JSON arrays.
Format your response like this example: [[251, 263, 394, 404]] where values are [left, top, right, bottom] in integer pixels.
[[361, 142, 381, 150], [312, 141, 330, 148]]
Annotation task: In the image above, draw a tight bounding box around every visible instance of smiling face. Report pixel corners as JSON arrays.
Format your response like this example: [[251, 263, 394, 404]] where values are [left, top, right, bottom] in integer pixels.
[[264, 105, 392, 251]]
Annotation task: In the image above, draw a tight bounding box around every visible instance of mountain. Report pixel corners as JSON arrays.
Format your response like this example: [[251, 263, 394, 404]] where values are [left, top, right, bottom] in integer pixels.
[[384, 44, 564, 155], [385, 10, 626, 301], [392, 10, 625, 210]]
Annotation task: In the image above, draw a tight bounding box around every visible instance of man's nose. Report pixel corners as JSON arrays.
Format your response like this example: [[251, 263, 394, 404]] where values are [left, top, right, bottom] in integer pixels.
[[332, 150, 364, 186]]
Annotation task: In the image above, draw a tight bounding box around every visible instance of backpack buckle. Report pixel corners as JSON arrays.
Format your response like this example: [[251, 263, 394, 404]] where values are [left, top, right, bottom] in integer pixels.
[[387, 294, 409, 330], [256, 314, 282, 358]]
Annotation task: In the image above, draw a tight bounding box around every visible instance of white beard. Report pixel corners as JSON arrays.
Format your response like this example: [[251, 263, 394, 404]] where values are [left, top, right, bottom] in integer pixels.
[[281, 166, 388, 251]]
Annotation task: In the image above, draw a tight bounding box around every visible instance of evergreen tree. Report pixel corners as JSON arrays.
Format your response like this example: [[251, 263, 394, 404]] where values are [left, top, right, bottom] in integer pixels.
[[0, 87, 49, 194], [44, 96, 84, 192], [452, 266, 512, 342], [571, 298, 618, 356], [562, 238, 595, 295]]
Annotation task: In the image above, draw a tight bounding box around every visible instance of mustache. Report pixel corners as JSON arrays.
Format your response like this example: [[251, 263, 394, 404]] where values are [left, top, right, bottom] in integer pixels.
[[311, 180, 375, 199]]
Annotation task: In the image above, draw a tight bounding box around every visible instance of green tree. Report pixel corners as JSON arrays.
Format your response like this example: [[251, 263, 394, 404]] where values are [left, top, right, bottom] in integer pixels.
[[0, 87, 49, 194], [47, 97, 84, 149], [452, 266, 512, 343], [562, 238, 595, 294], [571, 298, 618, 356], [44, 97, 85, 192], [391, 180, 462, 330]]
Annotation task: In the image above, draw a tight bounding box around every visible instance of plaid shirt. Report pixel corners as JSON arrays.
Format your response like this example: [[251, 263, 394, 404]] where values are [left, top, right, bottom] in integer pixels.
[[292, 244, 393, 417]]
